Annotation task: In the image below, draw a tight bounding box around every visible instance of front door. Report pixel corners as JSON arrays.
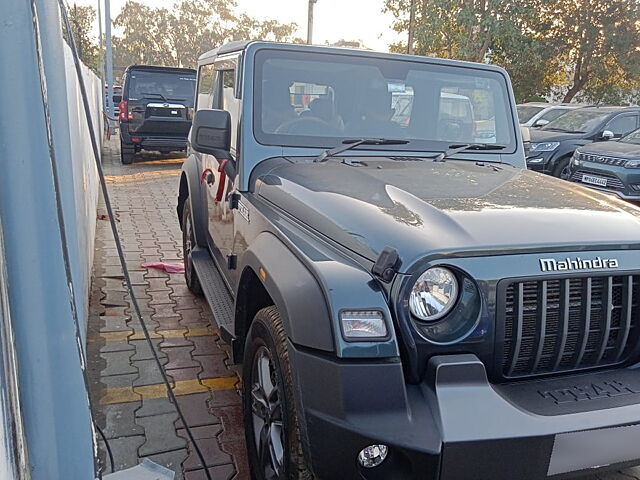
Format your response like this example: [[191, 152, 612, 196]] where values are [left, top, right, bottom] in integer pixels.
[[204, 65, 240, 286]]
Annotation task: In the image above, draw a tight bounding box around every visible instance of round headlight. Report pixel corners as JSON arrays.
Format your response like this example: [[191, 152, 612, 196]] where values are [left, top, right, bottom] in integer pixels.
[[409, 267, 459, 322]]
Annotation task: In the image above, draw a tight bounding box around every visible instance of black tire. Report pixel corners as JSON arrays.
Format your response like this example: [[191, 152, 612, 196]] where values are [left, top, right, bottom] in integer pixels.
[[120, 140, 135, 165], [553, 155, 572, 180], [181, 198, 203, 296], [243, 306, 313, 480]]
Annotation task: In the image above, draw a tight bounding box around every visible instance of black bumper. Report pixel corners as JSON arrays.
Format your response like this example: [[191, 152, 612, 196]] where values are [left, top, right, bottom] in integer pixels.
[[120, 128, 188, 151], [289, 346, 640, 479]]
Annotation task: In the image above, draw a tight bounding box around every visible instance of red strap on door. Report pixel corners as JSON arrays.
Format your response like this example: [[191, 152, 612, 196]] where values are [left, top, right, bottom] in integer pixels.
[[215, 159, 229, 202]]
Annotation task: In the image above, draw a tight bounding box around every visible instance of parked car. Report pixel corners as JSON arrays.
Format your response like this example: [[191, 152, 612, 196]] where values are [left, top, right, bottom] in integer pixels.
[[104, 84, 122, 116], [516, 102, 581, 128], [526, 106, 640, 177], [118, 65, 197, 164], [178, 41, 640, 480], [568, 127, 640, 200]]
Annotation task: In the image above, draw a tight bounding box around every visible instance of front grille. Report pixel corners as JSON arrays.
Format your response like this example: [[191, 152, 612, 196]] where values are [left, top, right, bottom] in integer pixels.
[[571, 171, 625, 190], [579, 153, 628, 167], [500, 275, 640, 378]]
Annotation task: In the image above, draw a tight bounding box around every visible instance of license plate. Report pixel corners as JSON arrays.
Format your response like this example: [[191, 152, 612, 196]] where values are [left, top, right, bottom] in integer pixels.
[[548, 424, 640, 475], [582, 174, 608, 187]]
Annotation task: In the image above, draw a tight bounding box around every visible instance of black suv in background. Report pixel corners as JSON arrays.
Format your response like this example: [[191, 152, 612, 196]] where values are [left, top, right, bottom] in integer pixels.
[[568, 127, 640, 200], [118, 65, 196, 164], [526, 106, 640, 177]]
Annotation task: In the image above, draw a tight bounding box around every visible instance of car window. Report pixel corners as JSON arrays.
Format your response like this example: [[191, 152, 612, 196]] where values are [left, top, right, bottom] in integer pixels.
[[606, 115, 638, 137], [127, 71, 196, 105], [254, 50, 515, 151], [620, 128, 640, 145], [516, 105, 544, 123], [539, 108, 569, 123], [219, 70, 241, 153], [542, 110, 610, 133], [196, 64, 215, 110]]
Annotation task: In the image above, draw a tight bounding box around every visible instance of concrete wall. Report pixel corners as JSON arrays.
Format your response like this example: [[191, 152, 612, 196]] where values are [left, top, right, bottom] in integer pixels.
[[64, 43, 102, 341]]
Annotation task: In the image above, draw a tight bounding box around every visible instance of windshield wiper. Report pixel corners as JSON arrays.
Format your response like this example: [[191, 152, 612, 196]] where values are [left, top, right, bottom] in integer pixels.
[[314, 138, 410, 163], [141, 91, 169, 102], [431, 143, 507, 162]]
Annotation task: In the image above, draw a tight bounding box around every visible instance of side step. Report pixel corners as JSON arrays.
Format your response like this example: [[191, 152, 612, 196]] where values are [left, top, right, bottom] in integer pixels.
[[190, 247, 235, 334]]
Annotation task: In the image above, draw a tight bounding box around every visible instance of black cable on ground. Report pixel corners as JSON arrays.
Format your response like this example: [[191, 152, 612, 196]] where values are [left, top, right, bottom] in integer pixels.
[[57, 2, 214, 479], [95, 423, 114, 474]]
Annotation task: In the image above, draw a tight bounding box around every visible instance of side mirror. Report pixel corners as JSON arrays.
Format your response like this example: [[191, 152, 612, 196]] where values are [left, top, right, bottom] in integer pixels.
[[601, 130, 615, 141], [533, 119, 549, 127], [190, 109, 231, 156]]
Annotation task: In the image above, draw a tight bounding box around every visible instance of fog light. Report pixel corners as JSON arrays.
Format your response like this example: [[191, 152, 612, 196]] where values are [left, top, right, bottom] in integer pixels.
[[358, 444, 388, 468]]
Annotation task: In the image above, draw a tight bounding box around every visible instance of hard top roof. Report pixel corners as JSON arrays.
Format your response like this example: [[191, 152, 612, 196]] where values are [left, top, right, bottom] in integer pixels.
[[124, 64, 196, 74], [197, 40, 508, 73]]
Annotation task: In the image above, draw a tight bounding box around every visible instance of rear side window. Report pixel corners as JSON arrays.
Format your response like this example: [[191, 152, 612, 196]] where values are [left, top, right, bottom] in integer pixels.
[[197, 64, 215, 110], [127, 70, 196, 105]]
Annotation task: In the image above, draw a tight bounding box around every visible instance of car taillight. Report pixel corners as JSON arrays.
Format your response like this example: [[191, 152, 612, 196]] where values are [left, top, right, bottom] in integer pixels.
[[119, 100, 128, 121]]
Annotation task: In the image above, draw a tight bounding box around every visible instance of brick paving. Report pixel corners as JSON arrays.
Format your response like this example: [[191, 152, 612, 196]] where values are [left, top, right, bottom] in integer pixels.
[[85, 138, 640, 480], [87, 138, 249, 479]]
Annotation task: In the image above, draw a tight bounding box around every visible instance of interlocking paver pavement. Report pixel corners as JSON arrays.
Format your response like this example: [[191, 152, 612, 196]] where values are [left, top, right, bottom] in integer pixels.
[[85, 139, 640, 480], [87, 139, 247, 479]]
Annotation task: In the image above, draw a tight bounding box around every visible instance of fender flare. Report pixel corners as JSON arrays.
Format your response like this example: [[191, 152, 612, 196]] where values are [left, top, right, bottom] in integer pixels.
[[237, 232, 335, 353], [178, 155, 208, 247]]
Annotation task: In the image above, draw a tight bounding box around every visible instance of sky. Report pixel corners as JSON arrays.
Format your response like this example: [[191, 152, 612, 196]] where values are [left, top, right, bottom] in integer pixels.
[[74, 0, 403, 52]]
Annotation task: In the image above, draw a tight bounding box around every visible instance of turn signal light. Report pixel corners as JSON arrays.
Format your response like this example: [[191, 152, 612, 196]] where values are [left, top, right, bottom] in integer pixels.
[[118, 100, 128, 121]]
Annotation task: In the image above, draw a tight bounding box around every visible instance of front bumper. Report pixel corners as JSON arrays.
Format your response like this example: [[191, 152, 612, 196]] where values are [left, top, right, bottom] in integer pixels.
[[569, 164, 640, 200], [290, 346, 640, 479], [526, 150, 556, 174]]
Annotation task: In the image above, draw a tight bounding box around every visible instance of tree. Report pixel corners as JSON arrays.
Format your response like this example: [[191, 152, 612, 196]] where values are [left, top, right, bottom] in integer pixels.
[[112, 0, 300, 70], [383, 0, 640, 104], [64, 4, 99, 73]]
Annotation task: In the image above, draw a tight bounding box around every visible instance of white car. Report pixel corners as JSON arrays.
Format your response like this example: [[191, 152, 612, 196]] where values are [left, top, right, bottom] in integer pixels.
[[517, 102, 583, 128]]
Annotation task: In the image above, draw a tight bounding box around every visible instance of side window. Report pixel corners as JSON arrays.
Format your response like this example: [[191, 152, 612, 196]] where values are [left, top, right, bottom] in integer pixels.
[[218, 70, 241, 153], [539, 108, 568, 123], [607, 115, 638, 137], [196, 64, 215, 111]]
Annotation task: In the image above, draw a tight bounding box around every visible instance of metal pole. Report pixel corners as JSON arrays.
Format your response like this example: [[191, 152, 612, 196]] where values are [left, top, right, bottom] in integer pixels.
[[97, 0, 105, 112], [407, 0, 416, 55], [307, 0, 317, 45], [105, 0, 114, 117]]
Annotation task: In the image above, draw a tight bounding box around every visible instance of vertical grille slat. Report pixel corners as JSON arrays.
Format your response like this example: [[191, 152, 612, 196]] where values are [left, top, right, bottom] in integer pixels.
[[616, 276, 634, 361], [507, 283, 525, 377], [596, 277, 613, 363], [574, 278, 592, 367], [501, 274, 640, 379], [531, 281, 547, 372]]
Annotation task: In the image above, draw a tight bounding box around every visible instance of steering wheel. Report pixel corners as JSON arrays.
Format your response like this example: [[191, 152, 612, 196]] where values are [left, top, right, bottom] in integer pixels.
[[439, 119, 464, 142], [275, 116, 341, 136]]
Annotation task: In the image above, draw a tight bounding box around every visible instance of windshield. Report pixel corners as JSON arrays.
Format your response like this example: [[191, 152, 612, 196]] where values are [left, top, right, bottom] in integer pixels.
[[541, 109, 610, 133], [517, 105, 544, 123], [128, 71, 196, 104], [621, 128, 640, 145], [253, 49, 516, 152]]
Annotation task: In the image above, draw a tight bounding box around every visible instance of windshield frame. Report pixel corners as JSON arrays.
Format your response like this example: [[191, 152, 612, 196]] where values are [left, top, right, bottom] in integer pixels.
[[251, 48, 518, 154]]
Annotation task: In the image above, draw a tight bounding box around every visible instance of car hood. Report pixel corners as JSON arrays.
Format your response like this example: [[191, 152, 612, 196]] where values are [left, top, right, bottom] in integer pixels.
[[579, 140, 640, 159], [530, 128, 585, 143], [256, 157, 640, 269]]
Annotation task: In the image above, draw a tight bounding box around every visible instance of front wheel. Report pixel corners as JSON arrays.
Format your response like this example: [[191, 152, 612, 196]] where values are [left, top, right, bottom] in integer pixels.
[[181, 198, 202, 295], [553, 156, 572, 180], [243, 306, 313, 480]]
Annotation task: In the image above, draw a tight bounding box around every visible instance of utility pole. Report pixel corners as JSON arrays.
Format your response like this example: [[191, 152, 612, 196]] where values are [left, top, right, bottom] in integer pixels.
[[407, 0, 416, 55], [105, 0, 114, 117], [97, 0, 105, 112], [307, 0, 317, 45]]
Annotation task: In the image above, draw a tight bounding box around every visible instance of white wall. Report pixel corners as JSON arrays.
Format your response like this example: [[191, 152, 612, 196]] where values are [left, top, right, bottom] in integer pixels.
[[63, 43, 102, 340]]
